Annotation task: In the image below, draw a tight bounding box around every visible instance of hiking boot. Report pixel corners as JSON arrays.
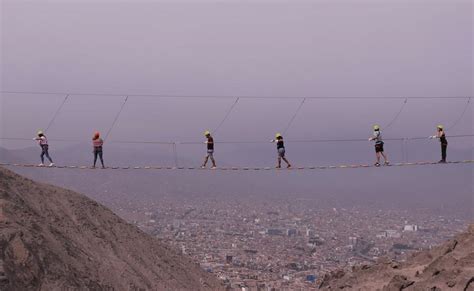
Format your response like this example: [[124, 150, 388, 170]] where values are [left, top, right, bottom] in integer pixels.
[[374, 162, 381, 167]]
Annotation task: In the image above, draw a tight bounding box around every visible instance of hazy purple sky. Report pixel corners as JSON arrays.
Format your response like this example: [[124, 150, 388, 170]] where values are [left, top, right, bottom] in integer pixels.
[[0, 1, 472, 217], [1, 0, 472, 156]]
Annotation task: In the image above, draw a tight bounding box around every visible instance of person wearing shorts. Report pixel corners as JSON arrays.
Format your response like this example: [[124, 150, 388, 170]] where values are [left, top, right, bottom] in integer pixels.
[[271, 133, 291, 168], [369, 125, 389, 167], [201, 130, 217, 169]]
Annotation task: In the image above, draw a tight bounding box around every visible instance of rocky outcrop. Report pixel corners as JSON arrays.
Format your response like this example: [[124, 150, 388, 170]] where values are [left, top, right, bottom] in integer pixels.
[[319, 225, 474, 291], [0, 167, 223, 291]]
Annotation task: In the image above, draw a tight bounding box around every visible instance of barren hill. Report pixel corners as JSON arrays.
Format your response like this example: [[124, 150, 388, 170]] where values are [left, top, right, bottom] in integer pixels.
[[319, 225, 474, 291], [0, 166, 223, 291]]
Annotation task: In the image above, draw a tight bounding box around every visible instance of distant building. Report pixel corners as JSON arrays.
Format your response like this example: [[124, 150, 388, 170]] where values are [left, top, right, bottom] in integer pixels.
[[386, 230, 401, 238], [287, 229, 297, 236], [403, 225, 418, 232], [266, 228, 284, 236]]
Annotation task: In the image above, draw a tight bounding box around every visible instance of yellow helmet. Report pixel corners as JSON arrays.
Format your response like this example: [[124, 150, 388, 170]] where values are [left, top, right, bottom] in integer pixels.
[[204, 130, 211, 136], [275, 133, 282, 138], [37, 130, 44, 135], [373, 125, 380, 130], [437, 125, 444, 129]]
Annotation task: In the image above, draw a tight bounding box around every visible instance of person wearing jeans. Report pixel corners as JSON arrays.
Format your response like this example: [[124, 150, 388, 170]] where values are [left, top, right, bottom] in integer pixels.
[[430, 125, 448, 163], [92, 131, 105, 168], [33, 131, 54, 167]]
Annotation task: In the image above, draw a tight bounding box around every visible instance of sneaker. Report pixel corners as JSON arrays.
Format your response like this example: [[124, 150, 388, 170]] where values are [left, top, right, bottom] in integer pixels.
[[201, 166, 206, 169], [287, 165, 292, 168], [48, 163, 55, 167], [374, 162, 381, 167], [384, 161, 390, 166], [211, 166, 217, 170], [38, 163, 45, 167], [276, 166, 281, 169], [438, 160, 447, 164]]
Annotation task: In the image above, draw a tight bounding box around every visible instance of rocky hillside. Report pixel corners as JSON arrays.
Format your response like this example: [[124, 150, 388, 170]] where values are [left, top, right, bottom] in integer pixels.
[[319, 225, 474, 290], [0, 166, 223, 290]]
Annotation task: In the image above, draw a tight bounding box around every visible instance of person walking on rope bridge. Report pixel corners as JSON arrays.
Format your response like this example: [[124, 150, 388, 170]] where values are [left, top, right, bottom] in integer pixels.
[[429, 125, 448, 163], [33, 130, 54, 167], [368, 125, 389, 167], [92, 131, 105, 168], [270, 133, 292, 169], [201, 130, 217, 169]]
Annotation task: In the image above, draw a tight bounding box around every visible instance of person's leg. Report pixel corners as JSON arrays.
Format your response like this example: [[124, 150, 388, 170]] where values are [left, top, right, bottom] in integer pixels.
[[381, 152, 389, 163], [99, 151, 105, 167], [93, 151, 98, 167], [277, 156, 282, 168], [209, 152, 216, 167], [375, 152, 381, 165], [40, 149, 45, 164], [44, 147, 53, 163], [282, 157, 291, 167], [202, 154, 209, 167], [442, 144, 447, 161]]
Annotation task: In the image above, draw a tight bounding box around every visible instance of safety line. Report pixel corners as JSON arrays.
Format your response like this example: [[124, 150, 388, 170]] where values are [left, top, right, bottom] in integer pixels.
[[45, 94, 69, 132], [447, 97, 471, 131], [1, 90, 471, 100], [213, 97, 240, 134], [172, 142, 179, 167], [1, 134, 473, 144], [383, 98, 408, 131], [104, 96, 129, 141], [1, 160, 472, 171], [283, 98, 306, 135]]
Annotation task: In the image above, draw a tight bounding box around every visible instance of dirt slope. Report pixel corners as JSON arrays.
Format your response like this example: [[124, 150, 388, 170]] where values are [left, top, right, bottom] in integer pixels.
[[0, 166, 223, 291], [319, 225, 474, 291]]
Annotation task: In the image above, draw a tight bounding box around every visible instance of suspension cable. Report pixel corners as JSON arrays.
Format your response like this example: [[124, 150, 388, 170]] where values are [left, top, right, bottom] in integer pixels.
[[447, 97, 471, 131], [45, 94, 69, 132], [213, 97, 240, 135], [383, 98, 408, 131], [104, 96, 129, 141], [283, 98, 306, 135]]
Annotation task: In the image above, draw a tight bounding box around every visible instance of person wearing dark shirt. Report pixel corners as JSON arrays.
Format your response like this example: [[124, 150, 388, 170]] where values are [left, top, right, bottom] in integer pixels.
[[270, 133, 291, 169], [430, 125, 448, 163], [201, 130, 217, 169], [92, 131, 105, 168]]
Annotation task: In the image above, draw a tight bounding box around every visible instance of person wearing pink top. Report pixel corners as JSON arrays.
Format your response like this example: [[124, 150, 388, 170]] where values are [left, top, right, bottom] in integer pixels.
[[33, 130, 54, 167], [92, 131, 105, 168]]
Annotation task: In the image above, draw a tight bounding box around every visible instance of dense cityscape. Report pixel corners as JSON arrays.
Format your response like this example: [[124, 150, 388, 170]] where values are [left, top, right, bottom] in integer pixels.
[[113, 198, 468, 290]]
